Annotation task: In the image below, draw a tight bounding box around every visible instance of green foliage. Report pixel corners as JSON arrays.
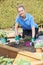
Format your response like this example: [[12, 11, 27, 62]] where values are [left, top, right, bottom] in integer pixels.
[[0, 30, 7, 37], [34, 41, 43, 48], [16, 58, 31, 65], [24, 36, 31, 42], [0, 0, 43, 28], [0, 56, 14, 65]]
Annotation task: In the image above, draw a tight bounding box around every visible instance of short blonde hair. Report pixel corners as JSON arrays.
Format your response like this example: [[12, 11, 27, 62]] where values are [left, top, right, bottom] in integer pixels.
[[17, 6, 25, 10]]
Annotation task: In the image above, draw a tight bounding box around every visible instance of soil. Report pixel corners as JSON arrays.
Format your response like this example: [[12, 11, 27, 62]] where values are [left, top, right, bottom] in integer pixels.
[[6, 41, 36, 52], [6, 35, 43, 53]]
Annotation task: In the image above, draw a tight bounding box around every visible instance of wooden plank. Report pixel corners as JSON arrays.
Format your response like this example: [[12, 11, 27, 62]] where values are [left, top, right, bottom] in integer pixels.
[[0, 44, 42, 60], [0, 44, 43, 65], [31, 61, 43, 65], [13, 53, 39, 64], [13, 54, 43, 65]]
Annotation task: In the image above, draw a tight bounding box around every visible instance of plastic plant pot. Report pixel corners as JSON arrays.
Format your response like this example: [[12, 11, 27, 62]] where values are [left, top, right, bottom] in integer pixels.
[[34, 41, 42, 52], [1, 37, 7, 44], [36, 48, 42, 52]]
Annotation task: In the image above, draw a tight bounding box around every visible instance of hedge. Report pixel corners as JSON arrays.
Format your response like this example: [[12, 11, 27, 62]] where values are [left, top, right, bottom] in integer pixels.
[[0, 0, 43, 28]]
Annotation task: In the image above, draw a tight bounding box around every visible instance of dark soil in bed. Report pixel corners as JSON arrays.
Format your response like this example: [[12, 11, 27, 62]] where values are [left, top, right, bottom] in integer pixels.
[[6, 41, 36, 52]]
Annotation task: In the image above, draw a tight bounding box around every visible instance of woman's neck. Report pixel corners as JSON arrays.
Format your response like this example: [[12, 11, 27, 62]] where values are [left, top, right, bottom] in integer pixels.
[[22, 15, 26, 19]]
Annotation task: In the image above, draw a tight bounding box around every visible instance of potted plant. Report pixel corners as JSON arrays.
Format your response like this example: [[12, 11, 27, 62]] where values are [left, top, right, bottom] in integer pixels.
[[34, 40, 43, 52], [23, 36, 31, 47], [23, 36, 31, 42], [0, 30, 7, 44]]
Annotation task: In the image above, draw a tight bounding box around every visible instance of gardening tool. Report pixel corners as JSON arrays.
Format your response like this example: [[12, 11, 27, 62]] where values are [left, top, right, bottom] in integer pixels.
[[15, 36, 20, 44]]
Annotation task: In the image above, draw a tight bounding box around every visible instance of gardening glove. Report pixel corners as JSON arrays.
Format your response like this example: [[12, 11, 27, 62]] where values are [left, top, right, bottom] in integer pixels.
[[15, 36, 20, 40], [31, 37, 35, 43], [31, 37, 35, 46], [15, 36, 20, 44]]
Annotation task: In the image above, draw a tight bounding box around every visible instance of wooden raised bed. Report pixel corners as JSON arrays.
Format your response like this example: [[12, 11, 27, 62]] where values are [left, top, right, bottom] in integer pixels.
[[0, 44, 43, 65]]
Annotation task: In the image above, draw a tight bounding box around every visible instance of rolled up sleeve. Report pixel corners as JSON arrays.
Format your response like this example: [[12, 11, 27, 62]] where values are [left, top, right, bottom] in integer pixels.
[[30, 17, 35, 28]]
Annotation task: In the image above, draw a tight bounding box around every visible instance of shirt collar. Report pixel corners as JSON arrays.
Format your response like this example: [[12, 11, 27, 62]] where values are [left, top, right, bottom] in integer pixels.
[[20, 13, 28, 21]]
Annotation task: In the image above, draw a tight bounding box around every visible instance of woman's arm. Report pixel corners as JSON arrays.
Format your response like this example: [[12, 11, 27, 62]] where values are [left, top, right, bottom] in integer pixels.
[[32, 26, 35, 38], [15, 23, 19, 36]]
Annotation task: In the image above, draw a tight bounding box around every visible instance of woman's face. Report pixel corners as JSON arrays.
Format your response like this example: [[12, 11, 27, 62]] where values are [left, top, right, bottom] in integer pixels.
[[18, 7, 26, 17]]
